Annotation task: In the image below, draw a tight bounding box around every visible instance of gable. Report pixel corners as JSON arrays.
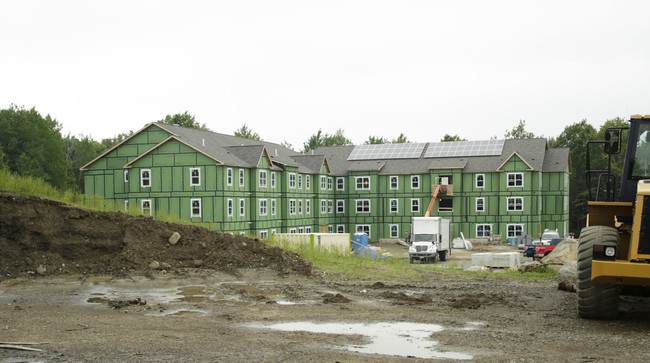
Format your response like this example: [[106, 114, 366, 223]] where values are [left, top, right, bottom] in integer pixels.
[[125, 137, 221, 168], [497, 152, 534, 172]]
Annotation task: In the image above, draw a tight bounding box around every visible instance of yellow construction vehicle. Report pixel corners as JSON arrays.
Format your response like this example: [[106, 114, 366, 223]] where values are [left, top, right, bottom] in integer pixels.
[[580, 115, 650, 319]]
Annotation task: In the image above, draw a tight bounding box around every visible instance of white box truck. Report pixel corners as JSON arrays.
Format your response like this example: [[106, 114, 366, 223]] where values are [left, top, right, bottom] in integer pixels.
[[409, 217, 451, 263]]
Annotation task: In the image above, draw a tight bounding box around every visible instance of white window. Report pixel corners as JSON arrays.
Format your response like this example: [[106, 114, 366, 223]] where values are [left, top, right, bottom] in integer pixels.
[[336, 200, 345, 214], [328, 177, 333, 190], [507, 197, 524, 211], [190, 198, 201, 217], [306, 200, 311, 215], [336, 177, 345, 190], [356, 199, 371, 213], [289, 173, 296, 188], [507, 173, 523, 187], [124, 170, 129, 183], [298, 175, 302, 189], [124, 200, 129, 211], [298, 200, 303, 214], [271, 199, 276, 215], [306, 175, 311, 189], [389, 176, 398, 190], [305, 226, 312, 233], [227, 168, 233, 186], [327, 225, 334, 233], [140, 169, 151, 188], [328, 200, 333, 214], [356, 224, 370, 238], [476, 174, 485, 188], [190, 168, 200, 186], [356, 176, 370, 190], [476, 224, 492, 238], [259, 199, 267, 216], [321, 200, 327, 213], [411, 175, 420, 189], [260, 231, 268, 239], [476, 197, 485, 212], [227, 199, 233, 217], [259, 170, 267, 187], [239, 169, 245, 187], [271, 229, 277, 235], [289, 199, 296, 215], [411, 198, 420, 213], [390, 224, 399, 238], [507, 224, 524, 238], [271, 172, 276, 188], [239, 199, 245, 216], [390, 199, 398, 213], [289, 228, 296, 233], [320, 176, 326, 190], [298, 227, 304, 233], [141, 199, 152, 215], [337, 225, 345, 233]]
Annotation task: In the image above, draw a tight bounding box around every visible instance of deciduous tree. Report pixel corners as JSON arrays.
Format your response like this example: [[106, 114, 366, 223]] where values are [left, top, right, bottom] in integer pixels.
[[234, 124, 261, 140], [158, 111, 209, 131]]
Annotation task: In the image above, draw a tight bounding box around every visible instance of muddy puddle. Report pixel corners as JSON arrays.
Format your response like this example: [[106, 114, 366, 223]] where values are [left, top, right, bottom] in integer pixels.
[[246, 321, 480, 360]]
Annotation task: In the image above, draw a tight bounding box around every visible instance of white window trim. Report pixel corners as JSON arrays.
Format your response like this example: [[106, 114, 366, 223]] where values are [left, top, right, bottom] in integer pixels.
[[259, 199, 267, 216], [507, 224, 524, 238], [507, 172, 524, 187], [476, 174, 485, 188], [124, 200, 129, 211], [239, 169, 245, 187], [390, 199, 398, 213], [298, 174, 302, 189], [190, 168, 201, 187], [140, 169, 151, 188], [289, 173, 296, 189], [306, 175, 311, 189], [328, 177, 333, 191], [289, 228, 297, 233], [336, 200, 345, 214], [190, 198, 201, 218], [320, 176, 326, 190], [411, 198, 420, 213], [476, 197, 485, 212], [124, 170, 129, 183], [271, 199, 276, 216], [336, 177, 345, 191], [239, 199, 245, 216], [298, 227, 304, 233], [327, 225, 334, 233], [141, 199, 152, 216], [337, 225, 345, 233], [289, 199, 296, 215], [355, 176, 370, 190], [227, 168, 233, 186], [271, 172, 276, 188], [227, 199, 233, 217], [298, 199, 303, 215], [476, 224, 492, 238], [390, 224, 399, 238], [328, 200, 333, 214], [305, 226, 312, 233], [356, 199, 371, 213], [389, 176, 398, 190], [259, 170, 267, 188], [321, 199, 327, 214], [356, 224, 371, 238], [507, 197, 524, 211], [306, 199, 311, 215], [411, 175, 420, 190], [260, 230, 268, 239]]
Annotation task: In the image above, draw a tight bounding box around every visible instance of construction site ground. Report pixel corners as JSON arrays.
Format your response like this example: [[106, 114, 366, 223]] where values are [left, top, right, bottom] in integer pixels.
[[2, 192, 650, 362]]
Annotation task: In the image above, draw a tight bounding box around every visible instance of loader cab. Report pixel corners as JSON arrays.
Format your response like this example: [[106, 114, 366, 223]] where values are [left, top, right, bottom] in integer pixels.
[[620, 116, 650, 202]]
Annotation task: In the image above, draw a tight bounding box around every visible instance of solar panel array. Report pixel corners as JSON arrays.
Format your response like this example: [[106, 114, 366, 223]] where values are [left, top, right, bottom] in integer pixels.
[[347, 143, 427, 160], [424, 140, 505, 158]]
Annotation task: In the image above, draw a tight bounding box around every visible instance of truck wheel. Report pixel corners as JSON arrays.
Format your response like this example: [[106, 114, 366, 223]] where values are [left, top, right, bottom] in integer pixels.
[[577, 226, 620, 319], [430, 254, 437, 263], [438, 250, 447, 261]]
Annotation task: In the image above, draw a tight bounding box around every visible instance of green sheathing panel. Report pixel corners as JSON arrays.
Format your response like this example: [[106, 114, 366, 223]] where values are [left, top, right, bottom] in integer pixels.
[[83, 125, 171, 201]]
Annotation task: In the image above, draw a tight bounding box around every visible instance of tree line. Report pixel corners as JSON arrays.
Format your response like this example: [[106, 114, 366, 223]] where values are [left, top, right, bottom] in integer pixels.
[[0, 105, 627, 235]]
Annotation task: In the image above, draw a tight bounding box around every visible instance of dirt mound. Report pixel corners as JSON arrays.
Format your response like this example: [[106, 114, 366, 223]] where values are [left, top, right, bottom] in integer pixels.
[[0, 192, 312, 280]]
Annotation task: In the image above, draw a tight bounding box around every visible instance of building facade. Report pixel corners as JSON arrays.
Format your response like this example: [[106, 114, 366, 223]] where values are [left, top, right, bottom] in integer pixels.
[[82, 123, 570, 241]]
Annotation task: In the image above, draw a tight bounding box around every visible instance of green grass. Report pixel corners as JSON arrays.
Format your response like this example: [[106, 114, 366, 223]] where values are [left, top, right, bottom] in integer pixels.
[[266, 238, 557, 282], [0, 168, 191, 225]]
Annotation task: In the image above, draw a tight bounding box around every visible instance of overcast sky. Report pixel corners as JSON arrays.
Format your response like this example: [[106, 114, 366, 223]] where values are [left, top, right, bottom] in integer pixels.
[[2, 0, 649, 150]]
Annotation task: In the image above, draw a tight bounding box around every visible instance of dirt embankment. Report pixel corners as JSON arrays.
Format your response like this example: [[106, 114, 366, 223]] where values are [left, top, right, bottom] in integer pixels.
[[0, 192, 312, 279]]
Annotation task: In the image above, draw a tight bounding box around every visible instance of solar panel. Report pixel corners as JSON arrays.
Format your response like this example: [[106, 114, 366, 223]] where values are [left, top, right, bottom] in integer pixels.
[[424, 140, 505, 158], [347, 143, 427, 160]]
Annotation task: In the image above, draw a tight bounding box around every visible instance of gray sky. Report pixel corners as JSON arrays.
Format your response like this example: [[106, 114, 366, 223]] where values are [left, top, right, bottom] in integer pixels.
[[2, 0, 649, 150]]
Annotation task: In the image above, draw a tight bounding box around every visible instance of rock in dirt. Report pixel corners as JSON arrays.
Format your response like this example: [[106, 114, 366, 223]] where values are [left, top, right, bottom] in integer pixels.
[[168, 232, 181, 245], [558, 280, 576, 293], [542, 239, 578, 265], [322, 293, 351, 303], [149, 261, 160, 269], [558, 261, 577, 278], [36, 265, 47, 274]]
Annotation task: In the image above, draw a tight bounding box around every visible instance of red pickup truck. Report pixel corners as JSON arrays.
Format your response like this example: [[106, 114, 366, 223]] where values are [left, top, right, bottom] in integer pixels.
[[522, 238, 564, 259]]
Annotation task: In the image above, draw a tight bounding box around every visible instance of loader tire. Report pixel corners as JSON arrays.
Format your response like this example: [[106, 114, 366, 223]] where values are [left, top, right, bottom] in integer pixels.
[[577, 226, 620, 319]]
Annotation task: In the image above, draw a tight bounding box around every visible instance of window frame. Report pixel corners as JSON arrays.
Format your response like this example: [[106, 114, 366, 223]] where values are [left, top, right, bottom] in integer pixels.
[[271, 199, 276, 216], [411, 198, 420, 213], [306, 199, 311, 215], [239, 199, 245, 216], [289, 199, 296, 215], [336, 200, 345, 214], [227, 199, 233, 217], [320, 176, 326, 190], [227, 168, 233, 186], [355, 176, 370, 190], [259, 170, 267, 188], [271, 171, 276, 188], [328, 200, 333, 214], [140, 169, 151, 188], [190, 198, 201, 218], [306, 175, 311, 189], [507, 172, 524, 187], [239, 169, 245, 187], [336, 177, 345, 191], [141, 199, 152, 216], [190, 168, 201, 187], [507, 224, 524, 238], [476, 224, 492, 238], [298, 199, 303, 214], [356, 199, 371, 213], [124, 170, 129, 183], [328, 177, 333, 191], [390, 224, 399, 238], [289, 173, 296, 189], [389, 176, 398, 190], [390, 198, 398, 213], [476, 197, 485, 212], [321, 199, 327, 214], [337, 225, 345, 233], [411, 175, 420, 190], [356, 224, 371, 238], [476, 174, 485, 188], [298, 174, 302, 189], [507, 197, 524, 211], [259, 199, 267, 216]]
